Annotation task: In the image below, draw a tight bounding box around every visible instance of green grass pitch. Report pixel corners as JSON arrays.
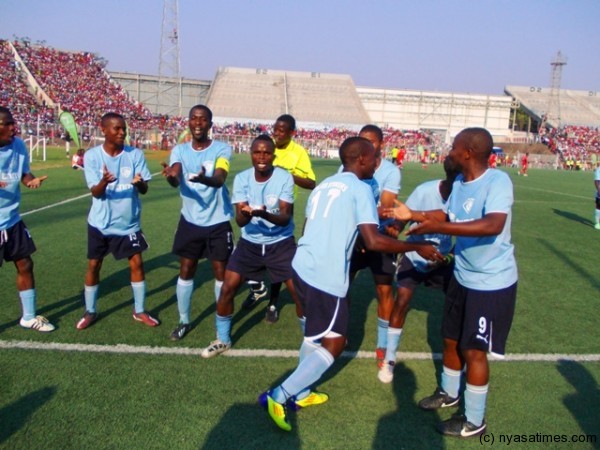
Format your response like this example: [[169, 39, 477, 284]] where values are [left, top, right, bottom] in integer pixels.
[[0, 147, 598, 449]]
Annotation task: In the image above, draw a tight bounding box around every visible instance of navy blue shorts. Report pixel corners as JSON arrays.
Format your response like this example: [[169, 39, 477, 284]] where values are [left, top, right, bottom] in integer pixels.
[[87, 224, 148, 260], [350, 236, 396, 281], [226, 236, 295, 283], [396, 255, 453, 292], [442, 275, 517, 358], [172, 216, 234, 261], [0, 220, 36, 267], [293, 269, 349, 339]]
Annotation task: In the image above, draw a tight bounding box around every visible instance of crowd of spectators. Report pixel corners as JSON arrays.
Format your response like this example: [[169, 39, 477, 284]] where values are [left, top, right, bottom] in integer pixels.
[[540, 125, 600, 168], [4, 39, 598, 164], [0, 41, 54, 126]]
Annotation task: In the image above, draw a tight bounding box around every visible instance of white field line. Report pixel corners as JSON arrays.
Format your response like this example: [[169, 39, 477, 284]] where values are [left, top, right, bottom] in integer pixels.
[[21, 171, 164, 217], [21, 192, 91, 216], [1, 340, 599, 362], [517, 185, 588, 200]]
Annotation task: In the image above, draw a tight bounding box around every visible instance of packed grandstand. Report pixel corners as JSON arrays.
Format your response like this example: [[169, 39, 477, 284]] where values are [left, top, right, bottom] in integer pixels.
[[1, 38, 598, 164]]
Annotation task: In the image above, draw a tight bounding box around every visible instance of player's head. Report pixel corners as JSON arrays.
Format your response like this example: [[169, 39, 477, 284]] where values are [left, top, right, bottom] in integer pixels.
[[449, 127, 493, 170], [100, 113, 126, 147], [251, 134, 276, 175], [359, 124, 384, 157], [340, 136, 377, 180], [188, 105, 213, 140], [273, 114, 296, 149], [0, 106, 16, 146]]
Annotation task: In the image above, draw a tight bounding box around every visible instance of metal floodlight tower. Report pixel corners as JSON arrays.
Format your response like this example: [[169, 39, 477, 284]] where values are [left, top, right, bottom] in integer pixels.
[[157, 0, 181, 117], [546, 51, 567, 128]]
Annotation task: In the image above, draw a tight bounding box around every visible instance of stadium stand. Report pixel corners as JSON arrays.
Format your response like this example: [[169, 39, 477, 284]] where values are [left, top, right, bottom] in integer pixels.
[[505, 85, 600, 128], [2, 39, 598, 160], [206, 67, 370, 127]]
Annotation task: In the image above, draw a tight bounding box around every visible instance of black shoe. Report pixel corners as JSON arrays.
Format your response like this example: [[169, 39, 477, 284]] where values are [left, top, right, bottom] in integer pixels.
[[265, 305, 279, 323], [418, 387, 460, 410], [170, 323, 191, 341], [437, 415, 486, 438], [242, 282, 268, 310]]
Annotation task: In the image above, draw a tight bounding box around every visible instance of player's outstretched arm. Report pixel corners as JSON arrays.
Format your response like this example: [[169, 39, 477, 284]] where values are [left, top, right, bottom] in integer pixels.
[[161, 161, 180, 187], [22, 173, 48, 189]]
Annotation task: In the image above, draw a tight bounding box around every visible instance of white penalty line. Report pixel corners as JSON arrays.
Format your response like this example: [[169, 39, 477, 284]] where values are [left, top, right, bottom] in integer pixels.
[[1, 340, 599, 362]]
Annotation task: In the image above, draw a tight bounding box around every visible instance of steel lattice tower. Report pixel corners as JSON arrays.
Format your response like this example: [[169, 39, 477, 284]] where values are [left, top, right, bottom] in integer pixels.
[[546, 51, 567, 128], [157, 0, 181, 117]]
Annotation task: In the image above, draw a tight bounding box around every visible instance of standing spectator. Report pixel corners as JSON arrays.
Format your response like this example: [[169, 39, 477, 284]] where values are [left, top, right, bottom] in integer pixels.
[[161, 105, 234, 341], [389, 127, 517, 438], [201, 135, 302, 358], [260, 137, 443, 432], [76, 113, 158, 330], [0, 106, 54, 332]]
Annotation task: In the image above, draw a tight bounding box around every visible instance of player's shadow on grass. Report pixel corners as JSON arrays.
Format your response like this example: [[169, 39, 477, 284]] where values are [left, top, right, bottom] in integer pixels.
[[557, 360, 600, 444], [200, 402, 301, 449], [539, 238, 600, 291], [0, 386, 56, 445], [373, 363, 444, 449], [552, 208, 595, 227]]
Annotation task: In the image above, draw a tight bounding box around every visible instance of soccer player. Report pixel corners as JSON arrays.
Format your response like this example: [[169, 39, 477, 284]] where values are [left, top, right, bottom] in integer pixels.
[[388, 127, 518, 438], [76, 112, 158, 330], [378, 158, 459, 383], [201, 135, 302, 357], [260, 137, 443, 432], [0, 107, 54, 332], [243, 114, 316, 323], [346, 125, 401, 374], [162, 105, 234, 341], [518, 152, 529, 176], [594, 161, 600, 230]]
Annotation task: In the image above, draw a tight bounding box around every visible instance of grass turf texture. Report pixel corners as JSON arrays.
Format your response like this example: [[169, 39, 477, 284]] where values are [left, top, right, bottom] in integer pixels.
[[1, 146, 599, 448]]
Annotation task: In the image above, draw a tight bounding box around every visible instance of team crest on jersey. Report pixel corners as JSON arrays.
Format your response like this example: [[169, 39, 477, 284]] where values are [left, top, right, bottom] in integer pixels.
[[463, 198, 474, 214], [120, 167, 132, 178], [265, 194, 278, 209]]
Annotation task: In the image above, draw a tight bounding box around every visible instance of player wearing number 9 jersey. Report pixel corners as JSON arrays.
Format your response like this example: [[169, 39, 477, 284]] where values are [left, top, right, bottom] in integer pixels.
[[259, 137, 443, 432]]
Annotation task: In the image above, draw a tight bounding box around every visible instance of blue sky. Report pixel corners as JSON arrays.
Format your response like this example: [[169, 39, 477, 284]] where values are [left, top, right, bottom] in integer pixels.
[[2, 0, 598, 95]]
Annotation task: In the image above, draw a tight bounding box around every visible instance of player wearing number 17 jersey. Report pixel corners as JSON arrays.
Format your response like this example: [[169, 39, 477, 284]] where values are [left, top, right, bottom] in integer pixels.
[[259, 137, 443, 432]]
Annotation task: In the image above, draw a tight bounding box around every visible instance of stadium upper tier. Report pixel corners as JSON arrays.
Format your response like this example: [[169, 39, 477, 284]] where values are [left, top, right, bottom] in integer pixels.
[[206, 67, 370, 127], [505, 85, 600, 128]]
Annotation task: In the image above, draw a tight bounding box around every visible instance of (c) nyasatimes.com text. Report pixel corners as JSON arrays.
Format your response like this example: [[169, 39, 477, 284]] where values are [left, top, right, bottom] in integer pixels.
[[479, 433, 597, 446]]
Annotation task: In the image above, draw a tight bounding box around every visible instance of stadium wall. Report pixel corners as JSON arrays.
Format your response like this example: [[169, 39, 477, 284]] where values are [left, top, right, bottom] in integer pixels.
[[357, 86, 513, 143]]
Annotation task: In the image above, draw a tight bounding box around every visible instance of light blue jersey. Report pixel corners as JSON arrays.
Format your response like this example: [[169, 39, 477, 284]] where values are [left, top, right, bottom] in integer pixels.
[[595, 167, 600, 199], [337, 158, 400, 220], [232, 167, 295, 244], [170, 140, 233, 226], [292, 172, 379, 297], [84, 145, 151, 236], [0, 137, 28, 230], [445, 169, 517, 290], [405, 179, 453, 272]]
